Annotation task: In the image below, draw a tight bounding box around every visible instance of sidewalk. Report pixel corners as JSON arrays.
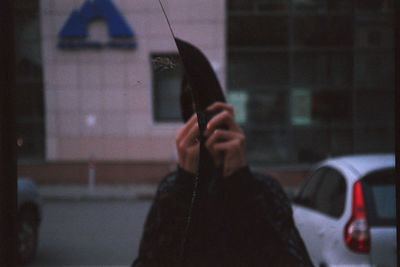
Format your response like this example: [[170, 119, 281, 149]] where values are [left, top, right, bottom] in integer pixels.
[[38, 184, 158, 201], [38, 184, 299, 201]]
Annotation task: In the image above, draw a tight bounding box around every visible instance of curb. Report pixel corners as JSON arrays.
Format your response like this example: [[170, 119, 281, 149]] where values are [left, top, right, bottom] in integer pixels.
[[38, 185, 299, 201], [38, 185, 158, 202]]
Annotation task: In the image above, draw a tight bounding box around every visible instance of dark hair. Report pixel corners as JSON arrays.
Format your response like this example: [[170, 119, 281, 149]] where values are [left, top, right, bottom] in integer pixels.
[[180, 74, 194, 122], [176, 38, 225, 122]]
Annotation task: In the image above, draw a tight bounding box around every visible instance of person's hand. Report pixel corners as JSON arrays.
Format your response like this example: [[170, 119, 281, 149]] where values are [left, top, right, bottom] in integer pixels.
[[176, 113, 200, 174], [204, 102, 246, 177]]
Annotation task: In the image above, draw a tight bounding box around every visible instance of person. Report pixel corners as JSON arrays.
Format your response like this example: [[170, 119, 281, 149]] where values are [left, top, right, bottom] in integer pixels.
[[132, 93, 313, 267]]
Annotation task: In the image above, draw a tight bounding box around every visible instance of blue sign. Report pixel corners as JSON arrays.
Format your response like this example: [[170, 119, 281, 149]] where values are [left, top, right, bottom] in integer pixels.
[[58, 0, 136, 49]]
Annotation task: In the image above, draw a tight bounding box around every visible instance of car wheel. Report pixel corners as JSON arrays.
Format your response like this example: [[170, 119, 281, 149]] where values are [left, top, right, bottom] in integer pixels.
[[18, 209, 38, 265]]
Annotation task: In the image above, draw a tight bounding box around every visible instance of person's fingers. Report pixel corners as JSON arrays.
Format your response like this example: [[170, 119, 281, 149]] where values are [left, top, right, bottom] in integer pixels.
[[176, 113, 197, 142], [205, 129, 237, 149], [181, 122, 200, 147], [206, 102, 234, 116], [204, 110, 241, 137], [212, 135, 245, 153]]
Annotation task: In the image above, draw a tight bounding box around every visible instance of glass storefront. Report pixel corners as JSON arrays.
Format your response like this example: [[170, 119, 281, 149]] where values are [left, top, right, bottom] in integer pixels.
[[227, 0, 395, 166]]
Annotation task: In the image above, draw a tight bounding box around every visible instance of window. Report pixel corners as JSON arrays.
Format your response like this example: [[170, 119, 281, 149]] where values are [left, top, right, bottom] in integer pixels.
[[152, 54, 183, 122], [227, 0, 395, 165], [361, 169, 396, 226], [294, 168, 326, 209], [313, 168, 346, 217], [295, 167, 346, 217], [228, 16, 288, 47]]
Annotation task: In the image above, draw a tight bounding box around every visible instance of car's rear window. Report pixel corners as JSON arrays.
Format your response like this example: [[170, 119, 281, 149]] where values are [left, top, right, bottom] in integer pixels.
[[361, 169, 396, 226]]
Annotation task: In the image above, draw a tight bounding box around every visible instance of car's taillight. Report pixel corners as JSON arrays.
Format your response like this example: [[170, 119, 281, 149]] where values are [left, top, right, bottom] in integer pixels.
[[344, 180, 370, 253]]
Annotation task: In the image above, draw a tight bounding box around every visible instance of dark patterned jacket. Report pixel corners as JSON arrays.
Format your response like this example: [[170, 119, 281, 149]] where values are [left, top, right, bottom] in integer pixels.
[[132, 166, 313, 267]]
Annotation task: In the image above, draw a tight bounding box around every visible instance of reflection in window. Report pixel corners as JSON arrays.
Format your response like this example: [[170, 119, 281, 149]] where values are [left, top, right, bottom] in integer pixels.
[[294, 16, 353, 47], [295, 168, 326, 208], [356, 0, 394, 12], [227, 0, 395, 165], [314, 169, 346, 217], [293, 52, 352, 87], [228, 52, 289, 88], [228, 16, 288, 47], [245, 129, 289, 164], [152, 54, 183, 122], [228, 0, 289, 11]]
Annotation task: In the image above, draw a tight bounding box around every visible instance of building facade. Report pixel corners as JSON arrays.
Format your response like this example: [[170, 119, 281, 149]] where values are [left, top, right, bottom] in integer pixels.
[[16, 0, 395, 183]]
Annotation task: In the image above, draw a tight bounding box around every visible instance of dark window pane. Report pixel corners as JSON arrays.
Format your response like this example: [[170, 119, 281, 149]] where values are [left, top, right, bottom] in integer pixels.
[[291, 89, 352, 125], [314, 168, 346, 217], [228, 52, 289, 88], [354, 52, 395, 89], [362, 169, 396, 226], [228, 16, 288, 46], [356, 0, 394, 12], [354, 127, 395, 153], [295, 168, 326, 209], [355, 90, 394, 125], [311, 91, 352, 123], [293, 127, 354, 162], [152, 54, 183, 122], [245, 91, 287, 126], [294, 16, 353, 46], [228, 0, 254, 11], [295, 0, 352, 12], [228, 0, 289, 11], [256, 0, 289, 11], [244, 129, 289, 164], [293, 52, 353, 87]]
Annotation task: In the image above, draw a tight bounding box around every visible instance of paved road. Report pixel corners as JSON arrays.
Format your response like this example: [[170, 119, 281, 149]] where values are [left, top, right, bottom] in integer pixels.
[[29, 200, 152, 267]]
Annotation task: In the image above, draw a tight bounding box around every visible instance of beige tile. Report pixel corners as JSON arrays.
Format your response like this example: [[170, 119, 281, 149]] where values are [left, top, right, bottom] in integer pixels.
[[46, 113, 58, 136], [173, 22, 222, 48], [40, 13, 54, 38], [102, 63, 126, 87], [126, 111, 151, 136], [125, 135, 176, 160], [80, 89, 103, 111], [46, 137, 59, 160], [187, 0, 225, 21], [57, 89, 80, 111], [123, 13, 147, 37], [114, 0, 155, 12], [101, 138, 129, 160], [55, 64, 79, 86], [44, 89, 58, 112], [55, 50, 79, 64], [78, 64, 102, 88], [81, 112, 104, 137], [101, 50, 127, 64], [103, 112, 128, 136], [124, 88, 150, 112], [103, 89, 126, 111], [125, 60, 151, 90], [58, 137, 104, 160], [77, 50, 102, 64], [58, 111, 81, 136], [53, 0, 80, 15], [40, 0, 53, 15], [42, 38, 58, 66]]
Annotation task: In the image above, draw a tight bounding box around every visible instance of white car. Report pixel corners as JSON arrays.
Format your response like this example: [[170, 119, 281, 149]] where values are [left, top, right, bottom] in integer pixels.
[[292, 154, 396, 267]]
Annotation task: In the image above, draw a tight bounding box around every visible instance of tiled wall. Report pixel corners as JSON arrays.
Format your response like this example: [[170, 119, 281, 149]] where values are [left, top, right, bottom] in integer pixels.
[[40, 0, 225, 161]]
